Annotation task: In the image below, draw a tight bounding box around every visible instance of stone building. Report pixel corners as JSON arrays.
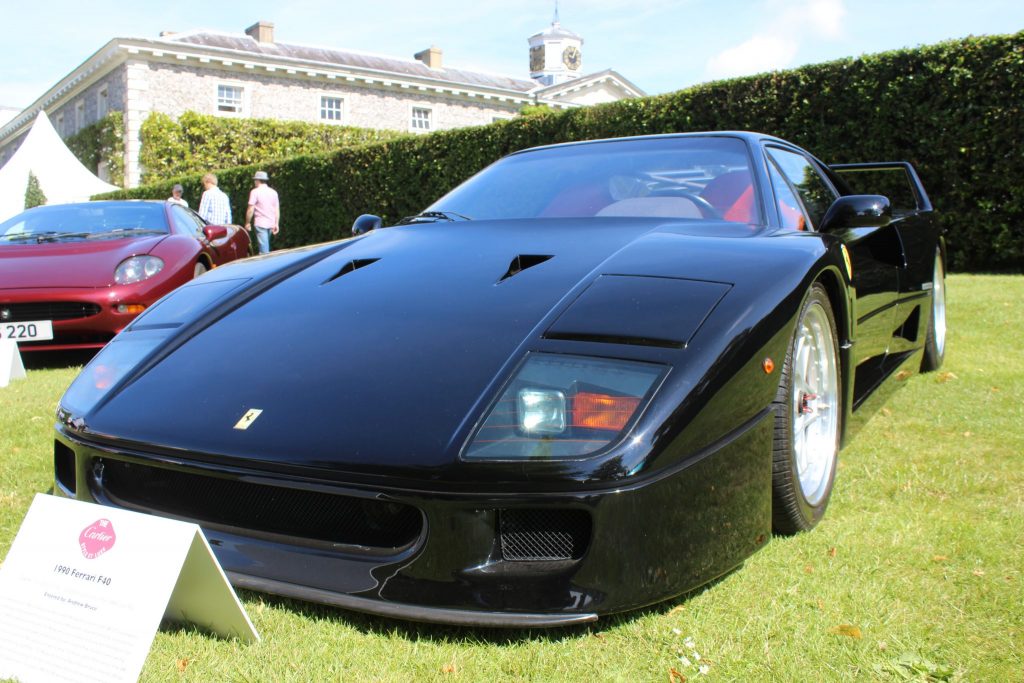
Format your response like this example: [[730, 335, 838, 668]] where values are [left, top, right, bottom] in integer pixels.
[[0, 19, 643, 188]]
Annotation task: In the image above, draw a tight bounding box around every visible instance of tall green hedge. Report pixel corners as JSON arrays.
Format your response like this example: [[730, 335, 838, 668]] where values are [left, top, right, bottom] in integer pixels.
[[103, 32, 1024, 272], [66, 112, 124, 187], [138, 111, 407, 184]]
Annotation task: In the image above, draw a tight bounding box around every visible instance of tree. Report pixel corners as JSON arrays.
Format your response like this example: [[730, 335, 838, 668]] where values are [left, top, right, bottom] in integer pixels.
[[24, 171, 46, 209]]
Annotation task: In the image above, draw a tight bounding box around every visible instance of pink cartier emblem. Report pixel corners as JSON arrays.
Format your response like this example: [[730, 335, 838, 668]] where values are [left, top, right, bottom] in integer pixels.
[[79, 518, 116, 560]]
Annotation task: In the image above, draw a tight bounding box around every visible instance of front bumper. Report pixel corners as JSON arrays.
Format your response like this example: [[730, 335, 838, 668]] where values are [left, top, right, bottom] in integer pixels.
[[53, 411, 773, 626], [1, 282, 175, 351]]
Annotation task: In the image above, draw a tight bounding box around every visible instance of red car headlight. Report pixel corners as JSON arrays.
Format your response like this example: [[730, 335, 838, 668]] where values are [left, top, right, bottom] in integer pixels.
[[114, 255, 164, 285]]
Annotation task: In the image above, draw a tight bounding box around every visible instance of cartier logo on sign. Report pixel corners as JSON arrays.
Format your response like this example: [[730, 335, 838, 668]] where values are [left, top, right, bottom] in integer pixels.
[[79, 518, 116, 559]]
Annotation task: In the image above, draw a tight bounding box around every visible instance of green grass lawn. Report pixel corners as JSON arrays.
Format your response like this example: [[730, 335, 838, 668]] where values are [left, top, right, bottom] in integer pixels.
[[2, 274, 1021, 682]]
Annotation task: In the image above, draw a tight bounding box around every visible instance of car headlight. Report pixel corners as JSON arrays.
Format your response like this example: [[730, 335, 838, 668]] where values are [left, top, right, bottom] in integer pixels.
[[59, 334, 164, 417], [60, 278, 250, 418], [115, 255, 164, 284], [464, 353, 667, 460]]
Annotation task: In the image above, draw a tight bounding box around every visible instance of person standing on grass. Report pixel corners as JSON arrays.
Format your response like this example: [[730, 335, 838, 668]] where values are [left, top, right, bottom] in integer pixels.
[[198, 173, 232, 225], [245, 171, 279, 254]]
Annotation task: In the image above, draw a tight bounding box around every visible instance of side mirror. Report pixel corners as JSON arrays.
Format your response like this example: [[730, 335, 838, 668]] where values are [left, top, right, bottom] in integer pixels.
[[819, 195, 892, 232], [352, 214, 383, 236], [204, 225, 228, 241]]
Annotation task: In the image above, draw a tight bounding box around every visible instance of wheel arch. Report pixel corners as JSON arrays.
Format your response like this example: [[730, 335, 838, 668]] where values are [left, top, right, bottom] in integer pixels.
[[813, 265, 852, 447]]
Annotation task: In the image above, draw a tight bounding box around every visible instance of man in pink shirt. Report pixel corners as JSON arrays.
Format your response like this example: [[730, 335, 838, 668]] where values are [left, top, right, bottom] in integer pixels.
[[244, 171, 280, 254]]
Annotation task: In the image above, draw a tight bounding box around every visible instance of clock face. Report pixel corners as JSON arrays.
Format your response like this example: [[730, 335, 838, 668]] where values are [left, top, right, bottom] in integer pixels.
[[530, 45, 545, 72], [562, 46, 581, 71]]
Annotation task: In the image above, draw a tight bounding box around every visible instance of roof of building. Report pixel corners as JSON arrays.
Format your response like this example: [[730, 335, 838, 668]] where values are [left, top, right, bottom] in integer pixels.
[[535, 68, 647, 99], [530, 20, 583, 42], [162, 31, 540, 94]]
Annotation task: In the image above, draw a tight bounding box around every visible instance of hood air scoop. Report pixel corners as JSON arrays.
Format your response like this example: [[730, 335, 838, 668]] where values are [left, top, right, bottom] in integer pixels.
[[323, 258, 380, 285], [498, 254, 553, 283]]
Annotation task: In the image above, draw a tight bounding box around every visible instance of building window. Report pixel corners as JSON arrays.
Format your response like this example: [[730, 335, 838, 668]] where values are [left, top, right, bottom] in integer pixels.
[[320, 96, 343, 122], [55, 113, 64, 134], [410, 106, 432, 132], [76, 101, 86, 130], [97, 87, 109, 118], [217, 84, 244, 114]]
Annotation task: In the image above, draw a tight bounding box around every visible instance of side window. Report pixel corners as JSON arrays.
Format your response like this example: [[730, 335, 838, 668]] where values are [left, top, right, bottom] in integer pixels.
[[766, 147, 837, 230], [169, 205, 203, 239], [767, 160, 806, 231], [186, 208, 208, 229]]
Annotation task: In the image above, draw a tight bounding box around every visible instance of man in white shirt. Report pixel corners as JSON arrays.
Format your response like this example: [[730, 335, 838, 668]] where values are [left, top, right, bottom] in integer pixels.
[[167, 184, 188, 207], [198, 174, 232, 225]]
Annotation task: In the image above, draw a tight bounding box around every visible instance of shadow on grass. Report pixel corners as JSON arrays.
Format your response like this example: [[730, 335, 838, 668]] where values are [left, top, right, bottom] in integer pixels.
[[21, 349, 97, 371], [214, 565, 741, 645]]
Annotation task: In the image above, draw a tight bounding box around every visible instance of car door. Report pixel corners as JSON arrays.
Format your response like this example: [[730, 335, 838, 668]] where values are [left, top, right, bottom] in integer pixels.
[[764, 145, 905, 404]]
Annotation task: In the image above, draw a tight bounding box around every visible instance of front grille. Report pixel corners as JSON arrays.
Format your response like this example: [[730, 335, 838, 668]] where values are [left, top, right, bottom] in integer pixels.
[[499, 508, 592, 561], [94, 458, 423, 551], [0, 302, 102, 322]]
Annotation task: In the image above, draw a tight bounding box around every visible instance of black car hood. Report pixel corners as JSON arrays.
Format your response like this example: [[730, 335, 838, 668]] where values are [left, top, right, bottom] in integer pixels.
[[86, 218, 757, 477]]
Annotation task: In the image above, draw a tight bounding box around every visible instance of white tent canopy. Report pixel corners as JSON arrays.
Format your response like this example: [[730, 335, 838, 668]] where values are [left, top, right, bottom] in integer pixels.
[[0, 111, 120, 223]]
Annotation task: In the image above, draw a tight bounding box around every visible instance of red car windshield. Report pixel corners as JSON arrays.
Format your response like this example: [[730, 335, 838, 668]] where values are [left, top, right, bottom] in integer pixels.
[[0, 203, 168, 244], [427, 136, 760, 224]]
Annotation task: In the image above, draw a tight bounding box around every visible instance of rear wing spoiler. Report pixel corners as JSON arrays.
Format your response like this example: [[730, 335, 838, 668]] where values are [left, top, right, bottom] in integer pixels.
[[830, 162, 932, 213]]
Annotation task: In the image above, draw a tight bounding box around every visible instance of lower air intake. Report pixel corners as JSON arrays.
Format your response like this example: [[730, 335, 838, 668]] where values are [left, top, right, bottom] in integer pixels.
[[93, 458, 422, 551], [498, 508, 592, 561]]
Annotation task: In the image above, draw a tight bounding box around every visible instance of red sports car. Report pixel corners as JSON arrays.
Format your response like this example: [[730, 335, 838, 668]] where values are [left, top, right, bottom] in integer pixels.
[[0, 200, 250, 351]]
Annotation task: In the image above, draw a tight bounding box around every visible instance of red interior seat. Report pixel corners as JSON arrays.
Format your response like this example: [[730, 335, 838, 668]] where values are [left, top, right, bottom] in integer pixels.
[[700, 171, 756, 223]]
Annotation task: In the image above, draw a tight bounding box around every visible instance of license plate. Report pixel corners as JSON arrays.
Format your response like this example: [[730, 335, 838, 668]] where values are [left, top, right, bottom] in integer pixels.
[[0, 320, 54, 342]]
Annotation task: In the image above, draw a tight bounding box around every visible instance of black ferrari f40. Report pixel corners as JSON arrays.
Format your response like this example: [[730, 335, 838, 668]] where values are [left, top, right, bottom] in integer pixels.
[[53, 132, 946, 626]]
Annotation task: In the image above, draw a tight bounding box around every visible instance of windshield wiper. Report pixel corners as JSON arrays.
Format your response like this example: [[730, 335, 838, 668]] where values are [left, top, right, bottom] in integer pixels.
[[1, 231, 92, 243], [87, 228, 165, 238], [397, 210, 472, 225]]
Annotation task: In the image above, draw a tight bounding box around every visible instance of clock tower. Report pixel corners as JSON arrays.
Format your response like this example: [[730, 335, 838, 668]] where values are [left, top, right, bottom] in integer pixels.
[[528, 11, 583, 86]]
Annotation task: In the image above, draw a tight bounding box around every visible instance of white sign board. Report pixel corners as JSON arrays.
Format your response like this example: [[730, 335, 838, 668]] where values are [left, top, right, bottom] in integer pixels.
[[0, 494, 259, 683], [0, 339, 26, 388]]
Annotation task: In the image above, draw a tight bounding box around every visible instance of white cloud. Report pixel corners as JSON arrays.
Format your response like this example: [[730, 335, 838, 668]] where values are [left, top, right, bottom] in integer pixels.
[[705, 34, 799, 80], [704, 0, 846, 80], [804, 0, 846, 38]]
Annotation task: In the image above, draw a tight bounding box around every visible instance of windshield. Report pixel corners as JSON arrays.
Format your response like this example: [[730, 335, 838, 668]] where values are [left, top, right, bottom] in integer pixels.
[[429, 136, 760, 224], [0, 203, 168, 244]]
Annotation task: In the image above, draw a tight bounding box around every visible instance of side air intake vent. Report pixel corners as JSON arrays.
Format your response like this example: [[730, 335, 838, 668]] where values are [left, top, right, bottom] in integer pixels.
[[498, 254, 553, 283], [498, 508, 591, 561], [323, 258, 380, 284]]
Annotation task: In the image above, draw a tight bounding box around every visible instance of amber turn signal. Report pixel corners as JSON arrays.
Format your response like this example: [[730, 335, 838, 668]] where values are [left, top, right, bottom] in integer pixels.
[[762, 358, 775, 374], [571, 391, 641, 432]]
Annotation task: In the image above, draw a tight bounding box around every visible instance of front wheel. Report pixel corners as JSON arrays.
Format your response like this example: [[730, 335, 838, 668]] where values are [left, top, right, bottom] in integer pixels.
[[920, 248, 946, 372], [772, 283, 842, 535]]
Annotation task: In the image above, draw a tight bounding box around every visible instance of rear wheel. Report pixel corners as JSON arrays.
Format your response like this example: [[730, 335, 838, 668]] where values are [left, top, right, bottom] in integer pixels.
[[193, 262, 208, 279], [920, 248, 946, 372], [772, 283, 841, 535]]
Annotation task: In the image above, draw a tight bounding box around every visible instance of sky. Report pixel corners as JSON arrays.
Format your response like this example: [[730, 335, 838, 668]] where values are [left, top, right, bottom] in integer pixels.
[[1, 0, 1023, 111]]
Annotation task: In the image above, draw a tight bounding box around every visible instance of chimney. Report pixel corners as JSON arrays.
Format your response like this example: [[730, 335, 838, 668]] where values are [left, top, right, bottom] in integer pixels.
[[414, 46, 443, 69], [159, 31, 177, 38], [245, 21, 275, 44]]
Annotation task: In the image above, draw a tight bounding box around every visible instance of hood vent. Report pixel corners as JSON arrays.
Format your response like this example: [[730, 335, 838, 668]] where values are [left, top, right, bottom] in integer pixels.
[[323, 258, 380, 285], [498, 254, 553, 283]]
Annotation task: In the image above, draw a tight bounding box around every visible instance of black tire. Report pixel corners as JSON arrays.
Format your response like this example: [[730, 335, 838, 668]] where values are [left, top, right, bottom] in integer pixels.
[[193, 262, 208, 279], [772, 283, 841, 535], [920, 248, 946, 372]]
